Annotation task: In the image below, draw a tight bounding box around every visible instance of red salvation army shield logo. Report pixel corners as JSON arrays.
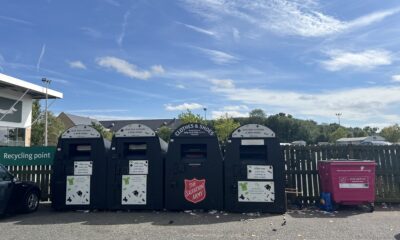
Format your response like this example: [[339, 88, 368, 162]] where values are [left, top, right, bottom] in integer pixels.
[[184, 178, 206, 204]]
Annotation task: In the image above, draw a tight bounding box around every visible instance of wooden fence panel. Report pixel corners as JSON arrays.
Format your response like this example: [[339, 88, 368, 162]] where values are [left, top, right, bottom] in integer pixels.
[[283, 145, 400, 204], [7, 165, 52, 201], [4, 145, 400, 204]]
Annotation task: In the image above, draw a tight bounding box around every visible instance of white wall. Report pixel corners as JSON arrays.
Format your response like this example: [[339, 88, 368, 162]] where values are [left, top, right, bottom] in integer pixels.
[[0, 88, 33, 128]]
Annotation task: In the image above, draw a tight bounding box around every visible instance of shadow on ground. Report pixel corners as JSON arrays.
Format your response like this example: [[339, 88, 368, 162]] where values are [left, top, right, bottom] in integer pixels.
[[0, 203, 281, 226], [1, 203, 399, 226], [287, 203, 400, 219]]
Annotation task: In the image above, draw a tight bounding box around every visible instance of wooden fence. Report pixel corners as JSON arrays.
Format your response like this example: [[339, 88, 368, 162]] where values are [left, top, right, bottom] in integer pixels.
[[6, 165, 52, 201], [284, 145, 400, 205], [6, 145, 400, 204]]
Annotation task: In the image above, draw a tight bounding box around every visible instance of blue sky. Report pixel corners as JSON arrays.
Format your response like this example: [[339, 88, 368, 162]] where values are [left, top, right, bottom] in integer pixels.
[[1, 0, 400, 128]]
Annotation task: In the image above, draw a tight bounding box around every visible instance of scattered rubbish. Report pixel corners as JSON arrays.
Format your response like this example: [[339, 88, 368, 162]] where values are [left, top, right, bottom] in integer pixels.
[[251, 234, 256, 237], [168, 220, 174, 224], [281, 220, 287, 226], [76, 210, 90, 213], [382, 203, 388, 209], [272, 228, 277, 232], [329, 220, 334, 223], [189, 212, 197, 216], [247, 212, 261, 217], [184, 210, 192, 213], [209, 210, 218, 214], [216, 215, 220, 218]]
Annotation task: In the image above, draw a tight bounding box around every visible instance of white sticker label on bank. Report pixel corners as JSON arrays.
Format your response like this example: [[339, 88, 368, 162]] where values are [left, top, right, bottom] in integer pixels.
[[339, 176, 369, 189], [241, 139, 265, 145], [66, 175, 90, 205], [238, 181, 275, 202], [129, 160, 148, 175], [121, 175, 147, 205], [74, 161, 93, 175], [247, 165, 273, 179]]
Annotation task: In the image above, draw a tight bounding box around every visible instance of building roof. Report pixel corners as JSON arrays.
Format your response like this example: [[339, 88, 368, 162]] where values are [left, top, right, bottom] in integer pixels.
[[61, 113, 99, 126], [336, 136, 385, 142], [100, 119, 182, 132], [0, 73, 63, 99], [336, 137, 368, 142]]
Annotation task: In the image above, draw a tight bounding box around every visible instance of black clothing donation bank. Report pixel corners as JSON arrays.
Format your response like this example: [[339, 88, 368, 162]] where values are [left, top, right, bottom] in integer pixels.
[[164, 123, 223, 210], [224, 124, 286, 213], [107, 124, 167, 210], [52, 125, 109, 211]]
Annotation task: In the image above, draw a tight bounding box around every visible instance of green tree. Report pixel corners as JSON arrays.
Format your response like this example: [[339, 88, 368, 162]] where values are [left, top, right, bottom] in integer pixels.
[[178, 109, 206, 125], [248, 109, 267, 124], [91, 122, 113, 141], [363, 126, 379, 135], [157, 126, 172, 142], [380, 124, 400, 143], [213, 114, 240, 143], [329, 127, 349, 143], [349, 127, 367, 138], [31, 100, 66, 146], [31, 100, 44, 146]]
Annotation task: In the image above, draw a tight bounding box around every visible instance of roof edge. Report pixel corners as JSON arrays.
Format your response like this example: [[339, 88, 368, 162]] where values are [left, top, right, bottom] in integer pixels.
[[0, 73, 63, 99]]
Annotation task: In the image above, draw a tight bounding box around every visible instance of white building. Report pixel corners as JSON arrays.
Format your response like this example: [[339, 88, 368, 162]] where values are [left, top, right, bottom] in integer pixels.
[[336, 136, 386, 145], [0, 73, 63, 146]]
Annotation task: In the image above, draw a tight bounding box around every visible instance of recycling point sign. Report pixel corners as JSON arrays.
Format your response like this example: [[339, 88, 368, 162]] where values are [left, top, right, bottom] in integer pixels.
[[0, 146, 56, 166]]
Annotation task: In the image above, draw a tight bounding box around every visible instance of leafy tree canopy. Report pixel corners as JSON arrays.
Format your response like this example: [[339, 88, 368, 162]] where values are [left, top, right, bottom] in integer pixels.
[[213, 114, 240, 143], [178, 109, 206, 125]]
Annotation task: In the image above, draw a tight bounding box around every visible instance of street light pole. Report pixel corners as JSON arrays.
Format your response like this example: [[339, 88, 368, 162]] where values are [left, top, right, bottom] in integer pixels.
[[203, 107, 207, 121], [42, 78, 51, 146], [335, 113, 342, 126]]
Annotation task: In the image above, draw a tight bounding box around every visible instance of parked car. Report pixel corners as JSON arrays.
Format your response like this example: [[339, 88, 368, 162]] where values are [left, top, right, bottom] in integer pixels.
[[360, 141, 392, 146], [0, 164, 41, 216]]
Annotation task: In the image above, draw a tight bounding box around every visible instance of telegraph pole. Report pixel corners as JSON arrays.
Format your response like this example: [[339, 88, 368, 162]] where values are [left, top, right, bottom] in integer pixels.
[[203, 107, 207, 121], [42, 78, 51, 146], [335, 113, 342, 125]]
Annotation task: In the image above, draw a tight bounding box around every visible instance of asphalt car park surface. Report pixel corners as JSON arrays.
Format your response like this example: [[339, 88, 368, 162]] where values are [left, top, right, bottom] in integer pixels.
[[0, 203, 399, 240]]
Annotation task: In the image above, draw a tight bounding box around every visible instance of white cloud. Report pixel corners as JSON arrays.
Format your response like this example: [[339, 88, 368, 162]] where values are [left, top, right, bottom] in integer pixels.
[[222, 105, 249, 111], [321, 50, 392, 71], [165, 102, 204, 111], [212, 110, 248, 119], [176, 84, 186, 89], [211, 81, 400, 123], [0, 15, 33, 26], [211, 105, 249, 119], [81, 27, 102, 38], [181, 0, 400, 37], [209, 78, 235, 88], [96, 56, 165, 80], [117, 11, 130, 46], [151, 65, 165, 74], [36, 44, 46, 72], [232, 27, 240, 40], [391, 75, 400, 82], [179, 22, 216, 36], [68, 60, 87, 69], [346, 8, 400, 29], [196, 47, 239, 64]]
